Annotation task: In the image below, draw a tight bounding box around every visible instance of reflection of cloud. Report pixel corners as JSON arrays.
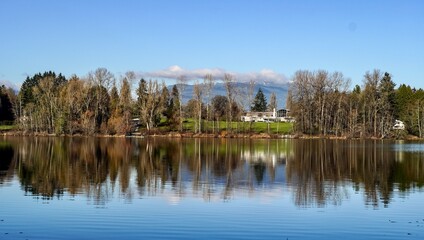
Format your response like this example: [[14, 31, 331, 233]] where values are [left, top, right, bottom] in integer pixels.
[[140, 65, 288, 84], [166, 194, 182, 206], [241, 150, 290, 166], [160, 185, 286, 204], [258, 187, 285, 204]]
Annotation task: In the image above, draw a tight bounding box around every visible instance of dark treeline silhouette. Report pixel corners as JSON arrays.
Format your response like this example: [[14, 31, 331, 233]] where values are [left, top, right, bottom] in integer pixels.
[[1, 138, 423, 207], [0, 85, 16, 123]]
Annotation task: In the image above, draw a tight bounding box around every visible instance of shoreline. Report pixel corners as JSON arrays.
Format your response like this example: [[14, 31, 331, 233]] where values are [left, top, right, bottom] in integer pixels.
[[1, 130, 422, 140]]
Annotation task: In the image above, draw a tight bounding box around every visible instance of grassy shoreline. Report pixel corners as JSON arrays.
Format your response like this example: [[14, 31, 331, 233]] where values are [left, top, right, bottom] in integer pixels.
[[2, 131, 421, 140], [2, 121, 420, 140]]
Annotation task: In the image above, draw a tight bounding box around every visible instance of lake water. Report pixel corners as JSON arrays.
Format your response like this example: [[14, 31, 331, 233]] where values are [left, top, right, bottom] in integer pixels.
[[1, 137, 424, 239]]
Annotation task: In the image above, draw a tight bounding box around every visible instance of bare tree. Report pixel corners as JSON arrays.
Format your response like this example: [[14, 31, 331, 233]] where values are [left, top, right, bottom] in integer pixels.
[[313, 70, 328, 135], [289, 70, 351, 136], [413, 99, 424, 138], [139, 80, 163, 131], [203, 74, 214, 133], [246, 80, 256, 132], [125, 71, 136, 86], [362, 69, 381, 137], [80, 79, 97, 134], [60, 75, 85, 134], [176, 75, 187, 132], [290, 70, 314, 134], [32, 76, 65, 133], [224, 74, 235, 132], [330, 72, 350, 136], [88, 68, 114, 131], [268, 92, 277, 111], [193, 80, 203, 133]]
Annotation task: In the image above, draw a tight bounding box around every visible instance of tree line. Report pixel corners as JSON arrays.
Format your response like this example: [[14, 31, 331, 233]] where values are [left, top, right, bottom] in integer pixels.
[[4, 68, 279, 135], [14, 69, 171, 135], [7, 67, 423, 138], [288, 69, 424, 138]]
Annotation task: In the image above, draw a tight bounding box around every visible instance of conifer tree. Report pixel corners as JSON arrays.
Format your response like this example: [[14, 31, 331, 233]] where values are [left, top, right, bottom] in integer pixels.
[[251, 88, 267, 112], [168, 85, 180, 130]]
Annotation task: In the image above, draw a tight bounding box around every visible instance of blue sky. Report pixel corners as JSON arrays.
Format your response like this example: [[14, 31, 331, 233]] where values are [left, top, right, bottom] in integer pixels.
[[1, 0, 423, 89]]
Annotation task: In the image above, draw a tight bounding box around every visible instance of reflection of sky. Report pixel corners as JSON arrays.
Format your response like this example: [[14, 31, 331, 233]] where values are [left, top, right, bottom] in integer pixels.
[[392, 142, 424, 152], [391, 141, 424, 162], [2, 175, 424, 240], [2, 166, 413, 210]]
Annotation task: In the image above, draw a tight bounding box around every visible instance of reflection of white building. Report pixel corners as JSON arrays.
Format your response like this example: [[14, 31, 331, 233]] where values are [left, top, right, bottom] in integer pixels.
[[393, 120, 405, 130], [240, 150, 289, 166], [241, 109, 293, 122]]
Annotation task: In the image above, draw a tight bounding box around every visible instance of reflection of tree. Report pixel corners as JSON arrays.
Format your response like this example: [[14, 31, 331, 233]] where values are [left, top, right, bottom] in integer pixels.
[[253, 163, 266, 183], [0, 141, 14, 183], [287, 139, 424, 208], [2, 138, 283, 202], [2, 137, 423, 207]]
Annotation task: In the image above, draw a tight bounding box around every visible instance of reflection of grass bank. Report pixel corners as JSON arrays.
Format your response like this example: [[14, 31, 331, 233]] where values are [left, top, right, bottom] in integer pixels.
[[0, 141, 14, 179], [0, 125, 15, 131]]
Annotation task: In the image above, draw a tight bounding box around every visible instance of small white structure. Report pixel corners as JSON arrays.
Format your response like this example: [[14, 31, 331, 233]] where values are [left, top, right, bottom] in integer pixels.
[[393, 120, 405, 130]]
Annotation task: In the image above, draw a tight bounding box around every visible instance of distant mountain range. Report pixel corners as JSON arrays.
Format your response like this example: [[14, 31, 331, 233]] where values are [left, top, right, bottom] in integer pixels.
[[170, 82, 289, 109]]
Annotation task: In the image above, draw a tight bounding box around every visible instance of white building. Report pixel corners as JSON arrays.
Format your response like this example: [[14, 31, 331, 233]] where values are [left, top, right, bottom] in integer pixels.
[[241, 109, 294, 122], [393, 120, 405, 130]]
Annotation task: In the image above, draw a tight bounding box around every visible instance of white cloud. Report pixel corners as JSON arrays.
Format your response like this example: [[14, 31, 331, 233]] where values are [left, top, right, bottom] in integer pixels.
[[140, 65, 288, 84]]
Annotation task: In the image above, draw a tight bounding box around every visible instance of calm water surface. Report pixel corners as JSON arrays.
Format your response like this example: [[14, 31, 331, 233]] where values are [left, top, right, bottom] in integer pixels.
[[1, 137, 424, 239]]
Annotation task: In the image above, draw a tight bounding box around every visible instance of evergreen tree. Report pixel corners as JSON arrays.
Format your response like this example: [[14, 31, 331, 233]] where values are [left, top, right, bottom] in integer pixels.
[[212, 95, 228, 120], [109, 83, 119, 113], [0, 85, 15, 122], [251, 88, 267, 112], [119, 79, 132, 110], [380, 72, 396, 114], [136, 78, 147, 111], [395, 84, 413, 121], [19, 71, 66, 108], [168, 85, 180, 130], [378, 72, 397, 137], [160, 85, 170, 119]]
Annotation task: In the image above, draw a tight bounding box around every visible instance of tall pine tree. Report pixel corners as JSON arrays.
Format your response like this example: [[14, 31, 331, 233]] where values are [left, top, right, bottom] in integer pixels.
[[0, 85, 15, 122], [251, 88, 267, 112]]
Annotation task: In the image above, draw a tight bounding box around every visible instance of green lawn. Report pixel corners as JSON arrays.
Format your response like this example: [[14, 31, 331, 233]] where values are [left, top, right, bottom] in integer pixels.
[[180, 119, 293, 134]]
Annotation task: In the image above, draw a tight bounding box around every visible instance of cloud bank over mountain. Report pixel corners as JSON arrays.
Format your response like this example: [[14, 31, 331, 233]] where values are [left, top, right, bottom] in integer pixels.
[[140, 65, 288, 84]]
